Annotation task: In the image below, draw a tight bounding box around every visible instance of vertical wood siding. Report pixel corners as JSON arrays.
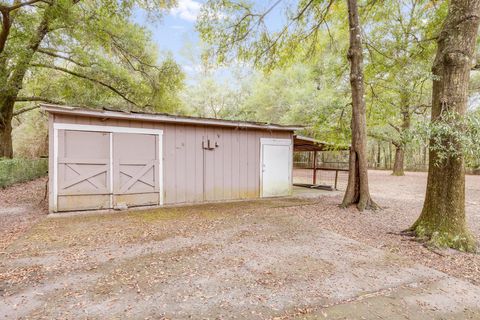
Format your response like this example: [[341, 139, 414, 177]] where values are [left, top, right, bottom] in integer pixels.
[[48, 114, 55, 212], [52, 114, 292, 206]]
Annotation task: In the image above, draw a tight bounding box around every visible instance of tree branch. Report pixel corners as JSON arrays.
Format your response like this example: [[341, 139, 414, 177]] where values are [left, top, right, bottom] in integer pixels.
[[14, 96, 95, 117], [368, 131, 400, 147], [412, 104, 431, 115], [215, 0, 291, 62], [254, 0, 334, 66], [239, 0, 282, 41], [0, 0, 50, 12], [30, 63, 139, 107], [0, 6, 11, 53], [388, 122, 401, 133], [13, 96, 70, 116], [13, 96, 65, 117], [37, 48, 90, 67], [293, 0, 315, 21], [13, 105, 39, 116]]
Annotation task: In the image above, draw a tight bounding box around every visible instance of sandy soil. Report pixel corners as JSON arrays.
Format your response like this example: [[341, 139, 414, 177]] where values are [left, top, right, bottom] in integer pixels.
[[0, 171, 479, 319], [0, 177, 48, 250], [294, 170, 480, 286]]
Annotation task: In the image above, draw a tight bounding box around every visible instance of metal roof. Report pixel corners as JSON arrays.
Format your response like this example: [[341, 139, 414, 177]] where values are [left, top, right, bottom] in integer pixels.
[[293, 135, 349, 151], [41, 104, 303, 131]]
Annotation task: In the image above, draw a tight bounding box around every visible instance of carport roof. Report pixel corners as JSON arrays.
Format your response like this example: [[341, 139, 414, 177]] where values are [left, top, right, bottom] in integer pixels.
[[41, 104, 303, 131], [293, 135, 350, 152]]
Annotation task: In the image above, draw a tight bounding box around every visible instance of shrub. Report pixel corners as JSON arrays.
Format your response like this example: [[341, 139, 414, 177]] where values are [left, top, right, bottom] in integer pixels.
[[0, 158, 48, 188]]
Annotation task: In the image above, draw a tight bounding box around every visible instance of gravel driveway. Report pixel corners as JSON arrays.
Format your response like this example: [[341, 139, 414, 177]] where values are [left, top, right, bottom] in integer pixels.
[[0, 171, 479, 319]]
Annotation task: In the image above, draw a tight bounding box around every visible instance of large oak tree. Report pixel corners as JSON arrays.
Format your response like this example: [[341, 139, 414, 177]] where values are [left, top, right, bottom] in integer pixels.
[[409, 0, 480, 252], [0, 0, 183, 158]]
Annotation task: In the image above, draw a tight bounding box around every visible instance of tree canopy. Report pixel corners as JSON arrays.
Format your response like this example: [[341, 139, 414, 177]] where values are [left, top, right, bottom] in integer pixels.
[[0, 0, 185, 157]]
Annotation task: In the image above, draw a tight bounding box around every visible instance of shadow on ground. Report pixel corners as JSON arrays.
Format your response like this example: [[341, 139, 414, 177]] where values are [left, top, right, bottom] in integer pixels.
[[1, 196, 479, 319]]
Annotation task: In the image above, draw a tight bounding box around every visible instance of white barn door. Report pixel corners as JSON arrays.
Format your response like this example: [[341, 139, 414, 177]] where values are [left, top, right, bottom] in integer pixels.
[[53, 123, 163, 212], [113, 132, 160, 208], [260, 138, 292, 197]]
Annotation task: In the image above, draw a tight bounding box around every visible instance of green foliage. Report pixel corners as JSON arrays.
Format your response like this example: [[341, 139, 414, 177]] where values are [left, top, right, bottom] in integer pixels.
[[364, 0, 445, 148], [182, 75, 248, 119], [12, 110, 48, 158], [2, 0, 185, 116], [182, 61, 351, 145], [0, 158, 48, 188], [413, 110, 480, 167], [197, 0, 348, 71], [195, 0, 476, 173], [242, 62, 351, 144], [0, 0, 187, 157]]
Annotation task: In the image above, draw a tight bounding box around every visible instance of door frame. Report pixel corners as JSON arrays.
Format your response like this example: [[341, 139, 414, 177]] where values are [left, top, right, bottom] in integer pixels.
[[53, 123, 163, 212], [259, 138, 293, 198]]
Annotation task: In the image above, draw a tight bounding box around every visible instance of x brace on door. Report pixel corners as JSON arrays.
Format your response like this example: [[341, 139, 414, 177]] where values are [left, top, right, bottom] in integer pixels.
[[53, 123, 163, 212]]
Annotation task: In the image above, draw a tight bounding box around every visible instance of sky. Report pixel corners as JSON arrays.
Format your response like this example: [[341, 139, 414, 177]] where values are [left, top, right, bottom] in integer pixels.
[[132, 0, 203, 77], [132, 0, 287, 82]]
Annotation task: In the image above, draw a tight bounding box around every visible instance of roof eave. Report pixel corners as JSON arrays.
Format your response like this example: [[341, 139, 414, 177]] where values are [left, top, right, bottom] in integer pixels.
[[40, 104, 303, 131]]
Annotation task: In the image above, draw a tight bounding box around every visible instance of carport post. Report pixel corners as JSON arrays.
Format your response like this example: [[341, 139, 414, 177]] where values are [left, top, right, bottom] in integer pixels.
[[312, 151, 317, 185], [334, 170, 339, 190]]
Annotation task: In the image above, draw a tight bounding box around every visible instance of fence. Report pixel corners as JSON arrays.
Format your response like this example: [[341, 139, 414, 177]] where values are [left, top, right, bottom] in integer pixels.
[[293, 151, 349, 190], [293, 168, 348, 190], [0, 158, 48, 188]]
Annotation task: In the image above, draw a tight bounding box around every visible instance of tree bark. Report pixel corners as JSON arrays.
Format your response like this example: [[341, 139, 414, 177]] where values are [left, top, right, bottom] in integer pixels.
[[391, 93, 411, 176], [392, 146, 404, 176], [0, 6, 50, 158], [409, 0, 480, 252], [341, 0, 377, 211], [0, 97, 13, 158], [376, 141, 381, 168]]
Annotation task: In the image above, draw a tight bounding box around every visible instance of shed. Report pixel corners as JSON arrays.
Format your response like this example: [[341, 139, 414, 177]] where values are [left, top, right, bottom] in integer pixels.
[[42, 104, 302, 212]]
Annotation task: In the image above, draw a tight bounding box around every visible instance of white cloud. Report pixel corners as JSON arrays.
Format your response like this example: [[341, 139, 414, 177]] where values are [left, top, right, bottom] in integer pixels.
[[170, 0, 202, 22], [182, 63, 203, 73]]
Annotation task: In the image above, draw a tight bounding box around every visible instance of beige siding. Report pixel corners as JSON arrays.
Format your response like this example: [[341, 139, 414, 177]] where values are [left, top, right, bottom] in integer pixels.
[[51, 114, 292, 209], [48, 114, 54, 212]]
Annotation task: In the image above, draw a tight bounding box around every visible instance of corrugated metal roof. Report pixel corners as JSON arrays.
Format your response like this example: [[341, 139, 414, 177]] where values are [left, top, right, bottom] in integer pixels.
[[41, 104, 303, 131], [293, 135, 350, 151]]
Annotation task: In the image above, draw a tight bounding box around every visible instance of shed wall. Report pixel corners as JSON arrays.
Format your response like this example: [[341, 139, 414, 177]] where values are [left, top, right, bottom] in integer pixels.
[[49, 114, 291, 211]]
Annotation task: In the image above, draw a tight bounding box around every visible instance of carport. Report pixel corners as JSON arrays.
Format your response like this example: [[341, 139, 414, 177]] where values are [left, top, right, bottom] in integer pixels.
[[293, 135, 349, 190]]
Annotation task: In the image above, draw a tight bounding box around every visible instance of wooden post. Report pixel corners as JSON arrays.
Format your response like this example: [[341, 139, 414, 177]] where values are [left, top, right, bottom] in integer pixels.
[[334, 169, 339, 190], [313, 151, 317, 185]]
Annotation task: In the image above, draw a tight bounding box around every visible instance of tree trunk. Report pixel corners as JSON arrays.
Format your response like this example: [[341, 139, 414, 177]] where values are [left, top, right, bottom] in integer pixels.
[[388, 143, 392, 169], [376, 141, 381, 168], [391, 94, 411, 176], [392, 146, 404, 176], [0, 96, 14, 158], [409, 0, 480, 252], [423, 144, 427, 170], [341, 0, 377, 211], [0, 8, 50, 158]]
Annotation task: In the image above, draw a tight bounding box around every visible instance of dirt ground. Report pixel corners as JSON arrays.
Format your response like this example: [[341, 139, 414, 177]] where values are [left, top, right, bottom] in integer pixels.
[[0, 177, 48, 250], [0, 171, 479, 319], [294, 170, 480, 286]]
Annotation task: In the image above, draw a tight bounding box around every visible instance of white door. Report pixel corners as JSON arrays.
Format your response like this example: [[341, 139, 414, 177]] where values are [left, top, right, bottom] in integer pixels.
[[261, 139, 292, 197]]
